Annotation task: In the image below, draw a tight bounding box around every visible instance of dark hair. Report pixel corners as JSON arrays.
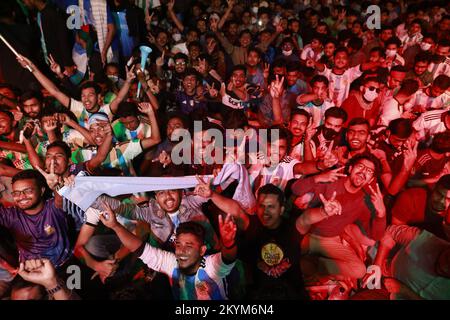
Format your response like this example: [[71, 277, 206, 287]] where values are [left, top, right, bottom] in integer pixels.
[[433, 75, 450, 91], [104, 62, 120, 71], [334, 46, 349, 57], [361, 76, 380, 86], [231, 64, 247, 75], [0, 109, 14, 121], [167, 112, 189, 129], [116, 102, 139, 118], [19, 90, 43, 106], [388, 118, 413, 138], [346, 153, 382, 178], [291, 108, 311, 123], [435, 174, 450, 191], [398, 79, 419, 96], [248, 47, 263, 59], [257, 183, 285, 206], [370, 46, 385, 58], [272, 58, 286, 69], [414, 52, 430, 64], [348, 117, 370, 130], [385, 36, 402, 48], [223, 109, 248, 129], [46, 141, 72, 159], [391, 65, 407, 73], [286, 61, 300, 73], [79, 81, 101, 94], [176, 221, 205, 244], [325, 107, 348, 122], [12, 169, 47, 190], [437, 39, 450, 48], [267, 125, 292, 150], [310, 74, 329, 87], [348, 37, 363, 51], [183, 68, 200, 81], [173, 53, 189, 62], [431, 131, 450, 154]]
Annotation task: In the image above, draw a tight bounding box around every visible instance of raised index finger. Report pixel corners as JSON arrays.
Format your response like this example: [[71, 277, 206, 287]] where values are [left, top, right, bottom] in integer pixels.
[[319, 193, 328, 205]]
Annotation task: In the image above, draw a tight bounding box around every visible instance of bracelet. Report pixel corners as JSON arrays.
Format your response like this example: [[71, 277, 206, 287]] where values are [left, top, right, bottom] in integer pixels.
[[46, 283, 63, 296], [316, 161, 323, 172]]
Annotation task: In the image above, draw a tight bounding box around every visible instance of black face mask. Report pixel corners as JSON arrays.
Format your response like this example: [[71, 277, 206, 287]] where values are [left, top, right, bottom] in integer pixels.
[[322, 127, 338, 140]]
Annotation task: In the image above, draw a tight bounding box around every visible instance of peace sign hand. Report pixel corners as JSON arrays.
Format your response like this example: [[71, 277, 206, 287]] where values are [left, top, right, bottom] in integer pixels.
[[125, 64, 136, 83], [368, 183, 386, 218], [194, 175, 213, 198], [48, 54, 62, 77], [319, 191, 342, 217], [156, 51, 165, 67], [315, 166, 347, 183], [36, 159, 62, 191], [206, 82, 219, 98], [269, 75, 284, 99], [263, 63, 270, 80], [403, 138, 418, 171], [219, 213, 237, 249]]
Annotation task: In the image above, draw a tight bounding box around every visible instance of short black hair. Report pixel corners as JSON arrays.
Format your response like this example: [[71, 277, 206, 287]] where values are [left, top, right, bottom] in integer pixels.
[[0, 109, 14, 121], [385, 36, 402, 48], [79, 81, 101, 94], [12, 169, 47, 190], [348, 117, 370, 130], [176, 221, 205, 244], [231, 64, 247, 75], [433, 75, 450, 91], [431, 131, 450, 154], [257, 183, 285, 206], [414, 52, 430, 64], [435, 174, 450, 191], [346, 153, 382, 178], [398, 79, 419, 96], [291, 108, 311, 123], [116, 101, 139, 118], [46, 141, 71, 159], [19, 90, 43, 106], [388, 118, 413, 138], [325, 107, 348, 123], [310, 74, 329, 87]]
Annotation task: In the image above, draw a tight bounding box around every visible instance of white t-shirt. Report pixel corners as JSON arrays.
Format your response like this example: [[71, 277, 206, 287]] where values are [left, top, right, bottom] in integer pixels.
[[378, 97, 403, 126], [139, 244, 235, 300], [249, 157, 300, 191], [300, 45, 323, 62], [412, 109, 448, 142], [319, 65, 362, 107], [69, 98, 113, 128]]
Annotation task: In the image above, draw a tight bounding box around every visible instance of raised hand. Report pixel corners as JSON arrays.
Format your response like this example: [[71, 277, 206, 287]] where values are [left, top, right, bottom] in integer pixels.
[[319, 140, 339, 169], [368, 183, 386, 218], [305, 122, 317, 141], [194, 58, 207, 74], [263, 63, 270, 80], [226, 0, 235, 8], [306, 58, 315, 68], [42, 118, 58, 133], [98, 201, 119, 230], [206, 82, 219, 98], [138, 102, 155, 114], [206, 38, 216, 54], [315, 166, 347, 183], [48, 54, 62, 77], [125, 64, 136, 83], [194, 175, 213, 198], [403, 139, 418, 171], [37, 159, 62, 191], [167, 0, 175, 11], [148, 79, 160, 95], [219, 213, 237, 249], [319, 191, 342, 217], [18, 259, 57, 289], [16, 55, 35, 71], [210, 17, 219, 32], [220, 82, 227, 97], [156, 51, 165, 67], [269, 75, 284, 99], [158, 150, 171, 168], [147, 33, 156, 44]]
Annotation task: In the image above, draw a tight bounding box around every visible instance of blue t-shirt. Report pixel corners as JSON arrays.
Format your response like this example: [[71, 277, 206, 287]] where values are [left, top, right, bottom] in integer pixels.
[[0, 199, 72, 268]]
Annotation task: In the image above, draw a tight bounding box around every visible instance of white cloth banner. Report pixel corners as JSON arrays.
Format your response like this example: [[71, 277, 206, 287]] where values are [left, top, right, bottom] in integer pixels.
[[59, 163, 256, 212]]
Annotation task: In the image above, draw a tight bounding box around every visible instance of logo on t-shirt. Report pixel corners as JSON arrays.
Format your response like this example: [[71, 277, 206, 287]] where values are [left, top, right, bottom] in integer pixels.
[[261, 243, 284, 266], [44, 224, 55, 236]]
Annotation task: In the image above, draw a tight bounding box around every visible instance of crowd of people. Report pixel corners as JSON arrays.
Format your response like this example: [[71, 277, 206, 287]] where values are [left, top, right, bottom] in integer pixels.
[[0, 0, 449, 301]]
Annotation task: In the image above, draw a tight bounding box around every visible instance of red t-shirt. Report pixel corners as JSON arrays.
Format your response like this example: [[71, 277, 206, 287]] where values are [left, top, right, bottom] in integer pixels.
[[391, 188, 427, 224], [292, 177, 386, 239], [341, 93, 380, 126]]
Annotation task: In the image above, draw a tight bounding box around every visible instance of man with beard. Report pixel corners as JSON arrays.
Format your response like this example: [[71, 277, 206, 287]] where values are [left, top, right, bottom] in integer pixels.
[[309, 107, 347, 160], [288, 109, 314, 162], [376, 65, 407, 105], [246, 47, 266, 89], [0, 169, 72, 299], [335, 118, 417, 196], [428, 39, 450, 80], [17, 55, 135, 128], [392, 174, 450, 239], [238, 184, 308, 300], [292, 153, 386, 281], [99, 202, 238, 300]]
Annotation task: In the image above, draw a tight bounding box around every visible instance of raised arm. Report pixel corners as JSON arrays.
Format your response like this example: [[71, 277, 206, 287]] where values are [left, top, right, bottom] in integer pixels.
[[219, 214, 237, 263], [85, 123, 113, 173], [218, 0, 234, 30], [167, 0, 185, 33], [16, 55, 70, 108], [296, 192, 342, 235], [138, 102, 161, 149], [109, 65, 136, 114]]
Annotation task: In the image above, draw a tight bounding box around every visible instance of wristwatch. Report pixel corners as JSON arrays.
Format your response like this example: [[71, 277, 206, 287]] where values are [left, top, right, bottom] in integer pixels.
[[46, 283, 63, 296]]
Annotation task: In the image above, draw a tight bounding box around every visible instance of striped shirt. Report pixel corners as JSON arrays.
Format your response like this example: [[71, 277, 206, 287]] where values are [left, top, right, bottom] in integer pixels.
[[71, 139, 143, 176], [405, 88, 450, 111], [412, 109, 448, 142], [69, 98, 113, 128], [319, 65, 362, 107], [112, 116, 152, 142]]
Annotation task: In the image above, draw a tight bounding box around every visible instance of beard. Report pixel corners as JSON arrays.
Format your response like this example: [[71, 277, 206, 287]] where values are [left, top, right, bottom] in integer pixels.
[[322, 127, 338, 140]]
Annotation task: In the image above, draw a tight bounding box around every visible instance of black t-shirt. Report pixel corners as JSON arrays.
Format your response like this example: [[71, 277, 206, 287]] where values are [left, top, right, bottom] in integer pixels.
[[238, 214, 308, 300]]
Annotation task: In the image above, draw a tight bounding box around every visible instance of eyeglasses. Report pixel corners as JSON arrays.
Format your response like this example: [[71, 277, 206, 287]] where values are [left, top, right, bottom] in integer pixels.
[[355, 163, 375, 176], [12, 188, 35, 197], [175, 61, 187, 66], [366, 86, 381, 93]]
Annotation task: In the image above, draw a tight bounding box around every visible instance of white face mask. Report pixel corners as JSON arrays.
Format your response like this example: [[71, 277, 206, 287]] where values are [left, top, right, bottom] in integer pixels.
[[420, 43, 432, 51], [172, 33, 182, 42], [251, 7, 258, 14], [386, 49, 397, 58], [107, 75, 119, 83], [282, 49, 293, 56], [363, 88, 379, 102]]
